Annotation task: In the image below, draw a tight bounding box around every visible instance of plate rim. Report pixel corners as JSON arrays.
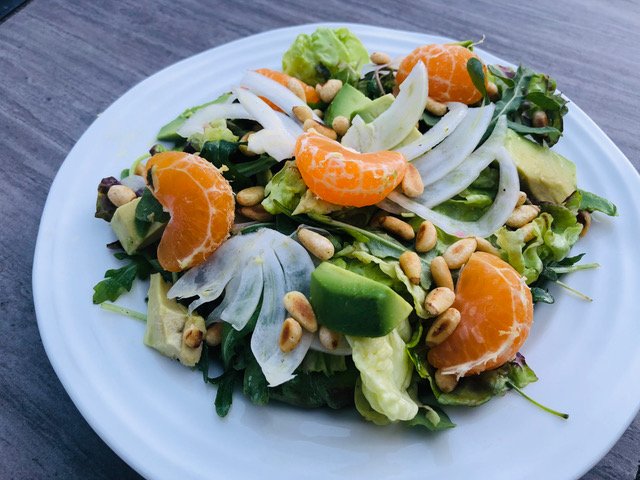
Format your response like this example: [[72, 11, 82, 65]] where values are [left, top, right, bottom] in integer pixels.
[[32, 21, 640, 480]]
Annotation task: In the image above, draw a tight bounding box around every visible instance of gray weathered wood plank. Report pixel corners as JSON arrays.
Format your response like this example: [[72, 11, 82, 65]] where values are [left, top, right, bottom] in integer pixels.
[[1, 0, 638, 478]]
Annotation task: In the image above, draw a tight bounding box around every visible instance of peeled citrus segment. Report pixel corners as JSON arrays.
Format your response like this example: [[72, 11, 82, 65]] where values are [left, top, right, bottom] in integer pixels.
[[255, 68, 320, 107], [397, 44, 487, 104], [146, 151, 234, 272], [427, 252, 533, 377], [294, 131, 408, 207]]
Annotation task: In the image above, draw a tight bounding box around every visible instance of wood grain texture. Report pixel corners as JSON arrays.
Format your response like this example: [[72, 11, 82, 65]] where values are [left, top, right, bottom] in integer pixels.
[[1, 0, 638, 478]]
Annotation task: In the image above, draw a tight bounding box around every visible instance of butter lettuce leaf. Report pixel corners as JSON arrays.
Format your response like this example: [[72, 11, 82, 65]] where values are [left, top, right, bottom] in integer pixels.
[[282, 27, 369, 86], [262, 161, 307, 215], [347, 330, 419, 422]]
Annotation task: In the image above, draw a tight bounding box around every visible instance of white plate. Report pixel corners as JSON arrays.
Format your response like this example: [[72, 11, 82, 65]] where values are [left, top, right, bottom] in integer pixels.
[[33, 23, 640, 480]]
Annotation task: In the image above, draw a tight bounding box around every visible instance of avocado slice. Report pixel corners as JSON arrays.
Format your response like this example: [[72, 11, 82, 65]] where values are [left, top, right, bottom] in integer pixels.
[[310, 262, 413, 337], [110, 198, 165, 255], [325, 84, 372, 125], [504, 129, 577, 204], [144, 273, 206, 367], [157, 92, 232, 141]]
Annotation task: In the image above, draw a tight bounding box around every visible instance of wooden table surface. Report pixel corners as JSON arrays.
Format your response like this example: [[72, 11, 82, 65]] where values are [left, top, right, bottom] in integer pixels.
[[2, 0, 638, 478]]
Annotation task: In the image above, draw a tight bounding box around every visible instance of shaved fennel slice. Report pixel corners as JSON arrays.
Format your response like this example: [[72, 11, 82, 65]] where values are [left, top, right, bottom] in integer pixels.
[[241, 71, 322, 123], [167, 234, 250, 311], [236, 88, 296, 160], [414, 104, 495, 186], [250, 249, 300, 387], [207, 271, 243, 325], [387, 147, 520, 238], [395, 102, 468, 160], [418, 116, 508, 208], [341, 62, 428, 153], [276, 111, 304, 137], [248, 129, 296, 161], [176, 104, 253, 138], [218, 257, 264, 330]]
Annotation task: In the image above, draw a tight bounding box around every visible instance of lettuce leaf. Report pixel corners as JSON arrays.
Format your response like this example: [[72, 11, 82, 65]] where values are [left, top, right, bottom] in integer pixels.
[[262, 161, 307, 215], [282, 27, 369, 86], [347, 329, 419, 422], [187, 119, 238, 152], [495, 203, 582, 284]]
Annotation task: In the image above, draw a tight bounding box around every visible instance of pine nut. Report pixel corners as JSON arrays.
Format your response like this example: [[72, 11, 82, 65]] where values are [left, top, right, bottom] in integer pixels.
[[369, 210, 388, 229], [425, 97, 447, 117], [381, 216, 415, 241], [430, 256, 454, 290], [331, 115, 350, 136], [415, 220, 437, 253], [279, 318, 303, 352], [506, 205, 540, 228], [319, 326, 341, 351], [108, 185, 136, 207], [134, 162, 146, 177], [532, 110, 549, 128], [425, 307, 461, 347], [236, 186, 265, 207], [239, 132, 257, 156], [516, 191, 527, 207], [283, 291, 318, 332], [318, 79, 343, 103], [287, 78, 306, 101], [240, 204, 273, 221], [313, 109, 324, 119], [424, 287, 456, 317], [370, 51, 391, 65], [518, 222, 536, 242], [435, 369, 458, 393], [183, 324, 204, 349], [205, 323, 223, 347], [577, 210, 591, 238], [303, 119, 337, 140], [297, 228, 334, 260], [443, 238, 477, 269], [401, 164, 424, 198], [292, 105, 314, 123], [399, 251, 422, 285], [486, 81, 500, 101], [474, 237, 500, 257]]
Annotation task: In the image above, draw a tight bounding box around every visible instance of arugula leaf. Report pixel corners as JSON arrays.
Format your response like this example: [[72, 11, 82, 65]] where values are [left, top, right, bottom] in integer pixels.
[[406, 405, 455, 431], [200, 140, 277, 189], [235, 155, 278, 177], [531, 286, 555, 304], [578, 189, 618, 216], [506, 120, 561, 136], [214, 370, 238, 417], [92, 262, 138, 304], [243, 355, 269, 406], [134, 188, 169, 237], [466, 57, 489, 104]]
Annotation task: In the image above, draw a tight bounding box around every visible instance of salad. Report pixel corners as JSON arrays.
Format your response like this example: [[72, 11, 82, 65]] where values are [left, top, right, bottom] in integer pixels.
[[93, 27, 617, 431]]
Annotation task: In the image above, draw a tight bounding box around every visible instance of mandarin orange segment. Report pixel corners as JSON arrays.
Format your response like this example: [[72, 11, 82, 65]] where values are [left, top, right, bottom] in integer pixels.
[[145, 151, 234, 272], [427, 252, 533, 377], [294, 131, 407, 207], [396, 44, 487, 105], [256, 68, 321, 105]]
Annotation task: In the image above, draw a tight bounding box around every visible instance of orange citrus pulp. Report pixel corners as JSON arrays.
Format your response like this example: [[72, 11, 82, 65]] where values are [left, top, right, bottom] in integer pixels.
[[294, 131, 408, 207], [396, 44, 487, 105], [145, 151, 234, 272], [428, 252, 533, 377]]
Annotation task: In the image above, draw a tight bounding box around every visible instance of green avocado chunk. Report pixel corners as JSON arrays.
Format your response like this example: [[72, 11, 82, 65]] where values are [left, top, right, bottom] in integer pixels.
[[144, 273, 206, 367], [504, 129, 577, 204], [157, 92, 232, 142], [310, 262, 413, 337], [110, 198, 165, 255], [324, 84, 372, 125]]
